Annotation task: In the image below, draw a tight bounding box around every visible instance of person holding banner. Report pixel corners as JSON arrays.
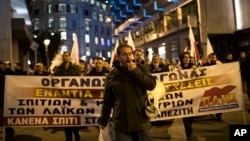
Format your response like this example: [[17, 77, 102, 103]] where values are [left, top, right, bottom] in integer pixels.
[[99, 44, 156, 141], [1, 61, 15, 140], [203, 53, 223, 120], [53, 51, 81, 141], [179, 52, 196, 138], [243, 51, 250, 114]]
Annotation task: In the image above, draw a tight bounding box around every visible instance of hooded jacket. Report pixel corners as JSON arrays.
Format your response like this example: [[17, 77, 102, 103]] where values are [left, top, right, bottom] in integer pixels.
[[99, 63, 156, 133]]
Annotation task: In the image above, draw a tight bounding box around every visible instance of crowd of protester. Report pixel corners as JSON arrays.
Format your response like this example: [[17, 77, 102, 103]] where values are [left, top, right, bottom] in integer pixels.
[[1, 49, 250, 140]]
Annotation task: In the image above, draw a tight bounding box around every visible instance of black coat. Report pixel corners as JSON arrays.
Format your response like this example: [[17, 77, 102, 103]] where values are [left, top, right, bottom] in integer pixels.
[[99, 63, 156, 133]]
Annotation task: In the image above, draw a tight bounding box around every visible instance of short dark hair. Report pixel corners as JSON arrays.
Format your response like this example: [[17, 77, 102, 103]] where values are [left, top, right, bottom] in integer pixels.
[[134, 49, 143, 54], [179, 52, 190, 61], [95, 57, 103, 61], [116, 44, 133, 56]]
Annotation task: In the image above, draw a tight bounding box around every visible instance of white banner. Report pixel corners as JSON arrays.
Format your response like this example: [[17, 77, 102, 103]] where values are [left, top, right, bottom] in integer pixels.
[[151, 62, 243, 121], [3, 62, 244, 127]]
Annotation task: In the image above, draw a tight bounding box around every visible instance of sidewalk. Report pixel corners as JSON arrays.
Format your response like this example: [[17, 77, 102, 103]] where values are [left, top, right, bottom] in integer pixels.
[[1, 94, 250, 141]]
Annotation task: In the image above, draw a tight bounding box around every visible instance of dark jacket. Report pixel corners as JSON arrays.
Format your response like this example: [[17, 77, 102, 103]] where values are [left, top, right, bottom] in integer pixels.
[[87, 67, 109, 76], [53, 62, 81, 76], [99, 63, 156, 133], [243, 57, 250, 82]]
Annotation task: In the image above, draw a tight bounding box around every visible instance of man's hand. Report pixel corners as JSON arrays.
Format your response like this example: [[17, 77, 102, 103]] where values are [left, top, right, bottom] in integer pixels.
[[127, 60, 137, 71]]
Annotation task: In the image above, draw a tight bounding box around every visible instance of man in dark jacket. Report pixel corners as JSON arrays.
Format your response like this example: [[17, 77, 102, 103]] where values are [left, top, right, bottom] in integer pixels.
[[53, 52, 81, 141], [87, 57, 109, 76], [243, 51, 250, 114], [99, 44, 156, 141], [203, 53, 223, 120]]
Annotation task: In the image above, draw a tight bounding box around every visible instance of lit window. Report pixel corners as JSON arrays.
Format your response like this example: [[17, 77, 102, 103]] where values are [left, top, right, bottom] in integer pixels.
[[90, 0, 94, 4], [34, 18, 39, 30], [60, 17, 66, 29], [70, 5, 76, 13], [48, 18, 54, 29], [107, 51, 111, 58], [61, 32, 67, 40], [85, 34, 90, 43], [86, 47, 91, 56], [101, 38, 104, 46], [158, 46, 166, 60], [95, 37, 99, 45], [61, 45, 68, 53], [48, 5, 53, 13], [93, 12, 97, 20], [59, 3, 66, 13], [99, 14, 103, 22], [85, 21, 90, 30], [96, 2, 100, 7], [102, 4, 107, 10], [107, 39, 111, 46]]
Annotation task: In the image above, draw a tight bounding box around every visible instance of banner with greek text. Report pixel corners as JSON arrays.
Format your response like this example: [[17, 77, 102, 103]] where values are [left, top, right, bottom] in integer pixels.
[[3, 62, 244, 126], [3, 76, 105, 127], [150, 62, 243, 121]]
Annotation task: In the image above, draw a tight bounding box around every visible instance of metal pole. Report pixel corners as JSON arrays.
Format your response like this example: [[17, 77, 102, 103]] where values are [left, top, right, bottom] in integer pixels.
[[45, 45, 49, 68]]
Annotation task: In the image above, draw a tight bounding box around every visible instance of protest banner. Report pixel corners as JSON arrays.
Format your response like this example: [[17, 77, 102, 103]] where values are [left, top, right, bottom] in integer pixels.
[[3, 62, 243, 126]]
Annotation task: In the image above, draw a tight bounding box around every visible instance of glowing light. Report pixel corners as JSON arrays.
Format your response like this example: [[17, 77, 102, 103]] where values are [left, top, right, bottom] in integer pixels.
[[234, 0, 243, 30]]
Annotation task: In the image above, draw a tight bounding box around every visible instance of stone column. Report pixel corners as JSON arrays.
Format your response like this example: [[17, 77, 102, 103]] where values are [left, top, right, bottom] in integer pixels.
[[0, 0, 12, 63]]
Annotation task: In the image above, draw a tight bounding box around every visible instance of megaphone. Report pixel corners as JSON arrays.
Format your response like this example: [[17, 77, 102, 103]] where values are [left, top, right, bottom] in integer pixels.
[[145, 79, 166, 118]]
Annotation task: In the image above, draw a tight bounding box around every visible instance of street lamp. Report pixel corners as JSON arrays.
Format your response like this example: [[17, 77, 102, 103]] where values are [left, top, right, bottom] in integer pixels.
[[43, 39, 50, 68]]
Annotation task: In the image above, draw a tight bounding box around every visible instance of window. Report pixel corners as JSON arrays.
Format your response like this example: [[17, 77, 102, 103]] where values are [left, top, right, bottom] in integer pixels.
[[93, 12, 97, 20], [34, 18, 39, 30], [101, 4, 107, 10], [61, 45, 68, 53], [85, 21, 90, 31], [106, 28, 111, 35], [96, 2, 100, 7], [60, 17, 66, 29], [99, 14, 103, 22], [86, 47, 91, 56], [158, 46, 166, 60], [48, 18, 54, 29], [48, 5, 53, 13], [72, 20, 76, 29], [84, 10, 89, 16], [107, 39, 111, 46], [61, 32, 67, 40], [101, 38, 104, 46], [154, 19, 164, 33], [144, 23, 153, 34], [70, 5, 76, 13], [85, 34, 90, 43], [107, 51, 111, 58], [95, 37, 99, 45], [90, 0, 94, 4], [101, 27, 104, 34], [59, 3, 66, 13], [34, 8, 40, 16], [94, 25, 98, 34]]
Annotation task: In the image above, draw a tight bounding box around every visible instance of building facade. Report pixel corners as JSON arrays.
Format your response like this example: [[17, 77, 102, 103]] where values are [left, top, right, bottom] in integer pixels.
[[110, 0, 250, 63], [0, 0, 32, 71], [28, 0, 112, 62]]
